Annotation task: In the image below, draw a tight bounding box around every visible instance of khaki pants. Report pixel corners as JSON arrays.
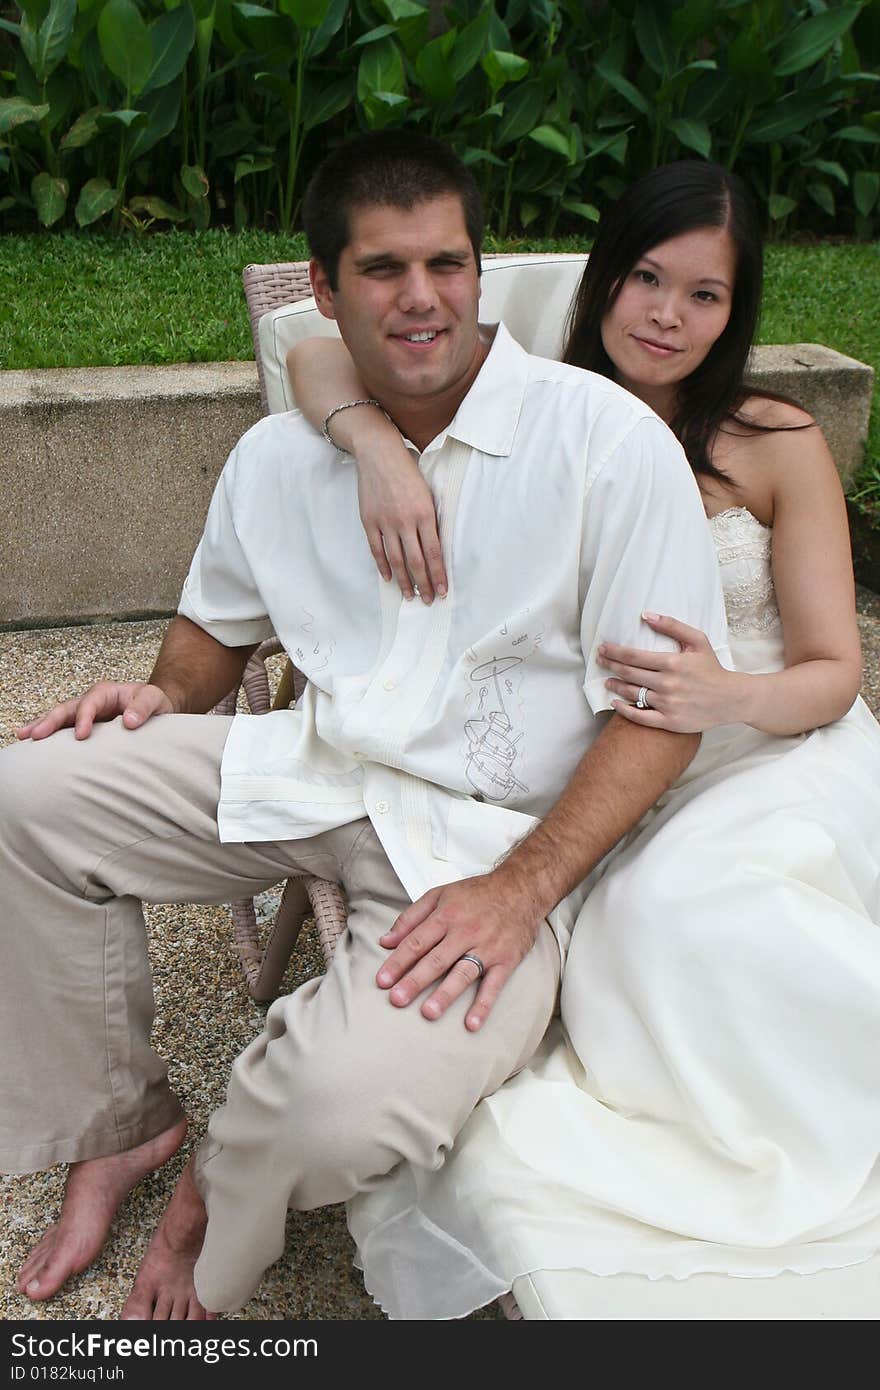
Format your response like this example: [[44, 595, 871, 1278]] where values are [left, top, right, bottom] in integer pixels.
[[0, 715, 559, 1310]]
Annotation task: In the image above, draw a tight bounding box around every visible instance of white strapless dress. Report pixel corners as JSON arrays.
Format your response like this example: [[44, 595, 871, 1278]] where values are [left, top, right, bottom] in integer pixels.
[[348, 508, 880, 1318]]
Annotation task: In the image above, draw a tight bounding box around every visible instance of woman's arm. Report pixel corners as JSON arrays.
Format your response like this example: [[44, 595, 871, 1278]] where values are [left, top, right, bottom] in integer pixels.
[[599, 417, 862, 736], [286, 339, 447, 602], [752, 415, 861, 733]]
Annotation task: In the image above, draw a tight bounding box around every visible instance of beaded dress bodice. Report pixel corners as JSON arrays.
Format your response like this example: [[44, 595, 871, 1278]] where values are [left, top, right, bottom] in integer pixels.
[[708, 506, 783, 674]]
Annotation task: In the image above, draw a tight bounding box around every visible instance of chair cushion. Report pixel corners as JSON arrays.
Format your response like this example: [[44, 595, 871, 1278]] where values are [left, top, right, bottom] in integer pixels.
[[258, 253, 588, 414]]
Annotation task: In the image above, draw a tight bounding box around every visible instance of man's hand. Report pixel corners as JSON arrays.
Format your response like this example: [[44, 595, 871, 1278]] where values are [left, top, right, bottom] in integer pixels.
[[16, 618, 256, 743], [16, 681, 174, 742], [374, 715, 699, 1033], [376, 869, 543, 1032]]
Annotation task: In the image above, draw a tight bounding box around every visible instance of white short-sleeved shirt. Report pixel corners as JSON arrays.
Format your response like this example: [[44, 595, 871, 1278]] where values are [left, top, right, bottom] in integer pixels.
[[179, 323, 730, 953]]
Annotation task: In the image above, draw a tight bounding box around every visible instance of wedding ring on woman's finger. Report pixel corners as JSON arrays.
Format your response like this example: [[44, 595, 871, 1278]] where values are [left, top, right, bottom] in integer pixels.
[[635, 686, 652, 710], [458, 953, 486, 979]]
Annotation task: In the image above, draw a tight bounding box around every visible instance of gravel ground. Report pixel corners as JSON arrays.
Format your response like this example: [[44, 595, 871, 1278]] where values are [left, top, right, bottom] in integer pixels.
[[0, 619, 505, 1323], [2, 595, 879, 1322]]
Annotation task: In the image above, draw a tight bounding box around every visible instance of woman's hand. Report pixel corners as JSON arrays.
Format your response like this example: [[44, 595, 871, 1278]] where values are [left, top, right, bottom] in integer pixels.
[[286, 339, 448, 602], [598, 613, 743, 732], [356, 444, 447, 604]]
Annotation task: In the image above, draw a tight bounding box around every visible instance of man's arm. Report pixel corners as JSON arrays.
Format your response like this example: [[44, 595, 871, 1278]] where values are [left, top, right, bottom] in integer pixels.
[[377, 715, 699, 1029], [17, 616, 256, 741], [148, 616, 257, 715]]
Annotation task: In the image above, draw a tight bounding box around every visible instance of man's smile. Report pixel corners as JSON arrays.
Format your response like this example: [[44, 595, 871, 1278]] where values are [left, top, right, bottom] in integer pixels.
[[390, 327, 447, 350]]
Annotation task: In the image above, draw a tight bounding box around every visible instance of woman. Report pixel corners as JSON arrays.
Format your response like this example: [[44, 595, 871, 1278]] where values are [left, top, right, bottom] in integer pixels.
[[287, 163, 880, 1318]]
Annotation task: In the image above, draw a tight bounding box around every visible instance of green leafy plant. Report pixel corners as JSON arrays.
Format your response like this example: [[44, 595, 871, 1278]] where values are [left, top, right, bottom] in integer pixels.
[[1, 0, 878, 235]]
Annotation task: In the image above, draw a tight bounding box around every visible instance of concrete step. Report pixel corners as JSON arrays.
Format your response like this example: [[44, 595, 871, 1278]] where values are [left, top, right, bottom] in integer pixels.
[[2, 362, 261, 627], [0, 348, 873, 626], [512, 1256, 880, 1319]]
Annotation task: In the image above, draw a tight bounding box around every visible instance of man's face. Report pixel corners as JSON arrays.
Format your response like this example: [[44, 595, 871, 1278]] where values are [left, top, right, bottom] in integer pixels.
[[311, 194, 484, 431]]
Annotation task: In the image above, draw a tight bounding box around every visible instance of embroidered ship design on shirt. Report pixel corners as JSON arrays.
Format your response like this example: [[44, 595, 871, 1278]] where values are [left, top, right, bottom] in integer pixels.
[[464, 655, 529, 801]]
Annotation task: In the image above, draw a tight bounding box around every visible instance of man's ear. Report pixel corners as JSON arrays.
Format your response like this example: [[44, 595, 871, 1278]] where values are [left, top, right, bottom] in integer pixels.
[[310, 259, 336, 320]]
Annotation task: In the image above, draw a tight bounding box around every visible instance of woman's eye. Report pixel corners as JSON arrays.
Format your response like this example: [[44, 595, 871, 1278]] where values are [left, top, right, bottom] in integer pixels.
[[694, 289, 718, 302], [635, 269, 658, 286]]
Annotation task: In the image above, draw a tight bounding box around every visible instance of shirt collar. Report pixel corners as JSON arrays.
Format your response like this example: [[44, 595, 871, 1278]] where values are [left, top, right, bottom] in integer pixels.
[[421, 321, 530, 459]]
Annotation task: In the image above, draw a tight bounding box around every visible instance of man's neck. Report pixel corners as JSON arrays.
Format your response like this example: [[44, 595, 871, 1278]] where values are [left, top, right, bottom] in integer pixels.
[[372, 332, 491, 453]]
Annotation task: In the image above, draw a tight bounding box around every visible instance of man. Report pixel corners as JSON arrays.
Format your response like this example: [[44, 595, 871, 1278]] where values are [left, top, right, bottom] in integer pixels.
[[2, 132, 729, 1318]]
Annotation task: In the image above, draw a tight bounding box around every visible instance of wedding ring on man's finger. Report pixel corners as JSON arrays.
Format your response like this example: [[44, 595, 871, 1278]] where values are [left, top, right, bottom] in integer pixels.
[[635, 686, 651, 710], [459, 953, 486, 979]]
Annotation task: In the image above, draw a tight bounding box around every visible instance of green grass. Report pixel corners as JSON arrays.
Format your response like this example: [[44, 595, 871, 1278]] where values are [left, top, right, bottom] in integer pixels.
[[0, 230, 310, 369], [2, 230, 878, 492]]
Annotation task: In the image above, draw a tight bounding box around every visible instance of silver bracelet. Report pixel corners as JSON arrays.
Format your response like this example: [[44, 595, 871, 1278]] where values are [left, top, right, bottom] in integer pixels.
[[321, 398, 383, 448]]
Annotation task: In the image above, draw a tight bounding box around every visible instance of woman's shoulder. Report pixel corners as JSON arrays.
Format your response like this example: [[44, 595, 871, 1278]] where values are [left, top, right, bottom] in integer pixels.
[[734, 393, 816, 431], [714, 392, 824, 477], [711, 393, 837, 522]]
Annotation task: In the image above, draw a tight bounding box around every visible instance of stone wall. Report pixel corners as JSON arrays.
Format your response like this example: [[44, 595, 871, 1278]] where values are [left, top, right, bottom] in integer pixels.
[[2, 363, 260, 627], [745, 343, 873, 487]]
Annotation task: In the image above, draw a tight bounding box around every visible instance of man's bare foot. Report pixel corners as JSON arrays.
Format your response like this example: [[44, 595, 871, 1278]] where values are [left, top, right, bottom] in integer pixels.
[[17, 1116, 188, 1303], [121, 1159, 215, 1320]]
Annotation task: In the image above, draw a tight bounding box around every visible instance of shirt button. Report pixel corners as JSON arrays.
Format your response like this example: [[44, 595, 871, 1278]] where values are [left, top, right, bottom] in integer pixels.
[[375, 800, 390, 814], [382, 679, 396, 692]]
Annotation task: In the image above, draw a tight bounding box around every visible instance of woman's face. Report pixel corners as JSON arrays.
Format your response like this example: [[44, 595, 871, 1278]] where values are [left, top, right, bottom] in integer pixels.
[[600, 225, 736, 408]]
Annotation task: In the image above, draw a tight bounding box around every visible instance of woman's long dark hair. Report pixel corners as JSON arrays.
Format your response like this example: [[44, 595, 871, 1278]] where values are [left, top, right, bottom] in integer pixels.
[[563, 160, 785, 481]]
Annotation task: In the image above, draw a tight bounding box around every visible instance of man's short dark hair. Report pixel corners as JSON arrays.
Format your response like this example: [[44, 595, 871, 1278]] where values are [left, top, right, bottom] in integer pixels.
[[303, 130, 484, 289]]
